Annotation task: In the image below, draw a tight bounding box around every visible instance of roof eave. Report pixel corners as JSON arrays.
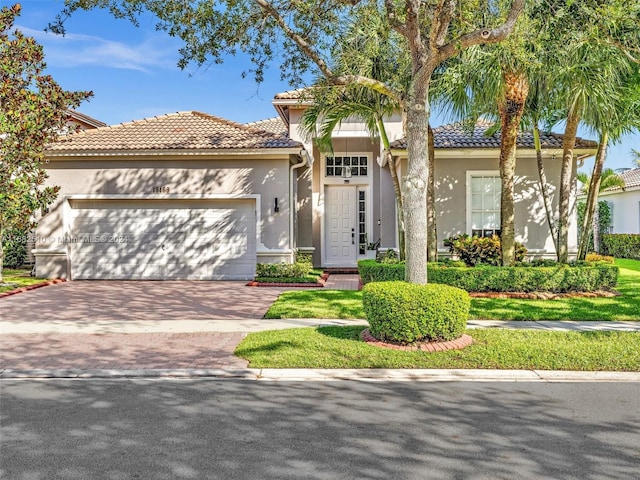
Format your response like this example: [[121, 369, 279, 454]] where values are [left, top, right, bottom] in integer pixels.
[[45, 147, 303, 159]]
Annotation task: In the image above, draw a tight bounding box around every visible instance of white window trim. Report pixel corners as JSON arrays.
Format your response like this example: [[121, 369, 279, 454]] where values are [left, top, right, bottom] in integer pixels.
[[322, 152, 372, 185], [466, 170, 500, 236]]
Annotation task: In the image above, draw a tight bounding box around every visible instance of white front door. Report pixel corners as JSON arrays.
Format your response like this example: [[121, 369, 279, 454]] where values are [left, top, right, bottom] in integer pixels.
[[325, 186, 357, 266]]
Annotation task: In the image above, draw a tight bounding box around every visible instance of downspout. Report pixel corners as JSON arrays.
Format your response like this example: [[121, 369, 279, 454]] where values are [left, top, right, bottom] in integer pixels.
[[289, 149, 312, 257]]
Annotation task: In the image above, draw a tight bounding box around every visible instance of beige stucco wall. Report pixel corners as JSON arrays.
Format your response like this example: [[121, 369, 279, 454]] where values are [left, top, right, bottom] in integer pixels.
[[35, 156, 294, 277], [599, 188, 640, 234], [399, 150, 580, 258]]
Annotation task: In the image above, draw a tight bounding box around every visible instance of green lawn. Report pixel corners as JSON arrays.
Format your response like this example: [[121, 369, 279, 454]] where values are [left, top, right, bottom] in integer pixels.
[[264, 259, 640, 321], [0, 268, 44, 293], [235, 326, 640, 371]]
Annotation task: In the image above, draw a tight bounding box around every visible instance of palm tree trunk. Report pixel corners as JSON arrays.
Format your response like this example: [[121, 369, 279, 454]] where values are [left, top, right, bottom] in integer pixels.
[[577, 132, 608, 259], [534, 124, 558, 254], [498, 71, 529, 266], [558, 107, 580, 263], [427, 124, 438, 262], [378, 119, 405, 260]]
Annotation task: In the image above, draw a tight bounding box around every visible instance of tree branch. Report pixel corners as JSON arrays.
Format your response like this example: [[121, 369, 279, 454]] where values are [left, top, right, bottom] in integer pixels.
[[253, 0, 335, 79], [385, 0, 407, 36], [429, 0, 454, 51], [436, 0, 525, 63]]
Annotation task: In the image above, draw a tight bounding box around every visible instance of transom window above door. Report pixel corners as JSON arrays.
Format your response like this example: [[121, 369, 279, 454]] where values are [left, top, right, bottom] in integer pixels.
[[326, 156, 368, 177]]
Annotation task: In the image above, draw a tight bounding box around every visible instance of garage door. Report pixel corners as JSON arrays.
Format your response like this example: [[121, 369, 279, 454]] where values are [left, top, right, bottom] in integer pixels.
[[68, 199, 256, 280]]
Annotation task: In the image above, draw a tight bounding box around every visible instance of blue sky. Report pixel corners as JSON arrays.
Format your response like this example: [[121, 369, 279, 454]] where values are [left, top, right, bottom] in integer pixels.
[[13, 0, 640, 172]]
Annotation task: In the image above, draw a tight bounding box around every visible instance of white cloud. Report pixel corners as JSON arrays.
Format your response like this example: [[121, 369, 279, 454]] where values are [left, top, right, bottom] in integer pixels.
[[17, 25, 177, 73]]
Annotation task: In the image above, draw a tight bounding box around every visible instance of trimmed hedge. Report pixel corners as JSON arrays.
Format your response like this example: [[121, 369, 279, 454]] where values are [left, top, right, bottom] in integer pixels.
[[601, 234, 640, 260], [363, 281, 469, 344], [358, 260, 619, 293], [255, 262, 309, 278]]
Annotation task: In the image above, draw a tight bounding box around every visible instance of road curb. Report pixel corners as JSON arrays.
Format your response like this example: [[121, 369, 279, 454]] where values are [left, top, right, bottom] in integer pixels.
[[2, 368, 639, 382]]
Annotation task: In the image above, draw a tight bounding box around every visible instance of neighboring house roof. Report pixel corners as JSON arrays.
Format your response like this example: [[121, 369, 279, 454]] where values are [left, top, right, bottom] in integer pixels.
[[604, 168, 640, 192], [273, 89, 309, 100], [390, 120, 598, 150], [245, 117, 289, 137], [67, 110, 107, 129], [48, 111, 302, 153]]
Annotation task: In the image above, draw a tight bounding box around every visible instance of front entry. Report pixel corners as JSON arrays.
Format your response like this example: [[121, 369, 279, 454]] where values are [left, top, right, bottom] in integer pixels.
[[325, 186, 357, 267]]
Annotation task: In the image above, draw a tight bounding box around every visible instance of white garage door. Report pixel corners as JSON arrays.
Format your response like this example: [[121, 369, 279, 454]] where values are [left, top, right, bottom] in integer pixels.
[[68, 199, 256, 280]]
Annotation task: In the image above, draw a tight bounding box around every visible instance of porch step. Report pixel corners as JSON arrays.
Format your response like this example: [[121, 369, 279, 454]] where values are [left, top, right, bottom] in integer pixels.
[[323, 268, 360, 275]]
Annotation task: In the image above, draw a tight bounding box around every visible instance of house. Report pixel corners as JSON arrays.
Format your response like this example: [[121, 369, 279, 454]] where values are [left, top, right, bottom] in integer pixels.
[[34, 91, 597, 280], [594, 168, 640, 234]]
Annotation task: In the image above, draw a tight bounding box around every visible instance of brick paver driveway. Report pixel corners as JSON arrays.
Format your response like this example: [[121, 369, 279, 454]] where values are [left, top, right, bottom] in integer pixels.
[[0, 281, 293, 372], [1, 281, 289, 322]]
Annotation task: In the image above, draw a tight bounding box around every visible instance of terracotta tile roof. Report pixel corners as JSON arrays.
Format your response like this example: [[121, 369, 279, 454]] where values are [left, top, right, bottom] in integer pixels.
[[67, 110, 107, 129], [390, 120, 598, 150], [48, 111, 302, 152], [606, 168, 640, 191], [273, 89, 308, 100], [244, 117, 289, 137]]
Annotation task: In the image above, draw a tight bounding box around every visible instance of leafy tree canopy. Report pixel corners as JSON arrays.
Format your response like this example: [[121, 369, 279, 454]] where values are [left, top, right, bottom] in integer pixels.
[[1, 3, 91, 276]]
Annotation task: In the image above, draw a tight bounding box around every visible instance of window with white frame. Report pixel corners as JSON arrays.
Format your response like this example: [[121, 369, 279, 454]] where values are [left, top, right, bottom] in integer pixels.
[[469, 174, 501, 237], [325, 156, 368, 177]]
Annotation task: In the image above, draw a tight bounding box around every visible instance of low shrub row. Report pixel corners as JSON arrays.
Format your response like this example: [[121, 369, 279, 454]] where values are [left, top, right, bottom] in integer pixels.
[[601, 234, 640, 260], [255, 262, 309, 278], [358, 260, 619, 293], [363, 281, 469, 344]]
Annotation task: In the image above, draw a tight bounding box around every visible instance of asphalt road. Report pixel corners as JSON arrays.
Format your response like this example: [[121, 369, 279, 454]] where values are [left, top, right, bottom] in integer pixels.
[[1, 379, 639, 479]]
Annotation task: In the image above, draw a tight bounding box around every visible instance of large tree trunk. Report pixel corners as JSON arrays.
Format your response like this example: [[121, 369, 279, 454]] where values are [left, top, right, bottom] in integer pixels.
[[498, 71, 528, 266], [558, 107, 580, 263], [403, 76, 431, 284], [534, 124, 559, 254], [577, 133, 608, 260], [427, 124, 437, 262]]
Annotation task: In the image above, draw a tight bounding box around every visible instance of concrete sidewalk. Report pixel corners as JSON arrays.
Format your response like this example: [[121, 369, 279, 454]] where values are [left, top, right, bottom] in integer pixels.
[[2, 318, 640, 334]]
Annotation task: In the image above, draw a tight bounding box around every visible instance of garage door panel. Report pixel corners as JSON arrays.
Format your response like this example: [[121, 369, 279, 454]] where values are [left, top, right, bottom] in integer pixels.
[[69, 200, 257, 280]]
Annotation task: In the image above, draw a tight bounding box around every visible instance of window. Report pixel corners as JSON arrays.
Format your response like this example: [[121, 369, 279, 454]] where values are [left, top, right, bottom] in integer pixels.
[[326, 156, 368, 177], [470, 174, 501, 237]]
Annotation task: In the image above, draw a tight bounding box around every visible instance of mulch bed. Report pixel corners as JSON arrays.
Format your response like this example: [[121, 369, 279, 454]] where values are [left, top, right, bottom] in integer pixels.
[[0, 279, 66, 298], [469, 289, 621, 299], [360, 328, 474, 352]]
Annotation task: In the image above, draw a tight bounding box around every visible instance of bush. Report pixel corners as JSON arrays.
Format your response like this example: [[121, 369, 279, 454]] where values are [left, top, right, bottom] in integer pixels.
[[585, 253, 615, 264], [255, 262, 309, 278], [362, 281, 469, 344], [601, 234, 640, 260], [358, 260, 405, 283], [358, 260, 619, 292], [2, 229, 28, 269], [443, 234, 527, 266]]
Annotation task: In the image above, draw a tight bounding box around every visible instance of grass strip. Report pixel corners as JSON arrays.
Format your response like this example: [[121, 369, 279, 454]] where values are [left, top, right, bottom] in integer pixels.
[[235, 326, 640, 371], [1, 269, 45, 293]]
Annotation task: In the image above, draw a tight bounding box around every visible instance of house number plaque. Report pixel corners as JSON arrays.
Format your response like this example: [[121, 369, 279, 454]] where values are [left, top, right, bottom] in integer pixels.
[[152, 186, 170, 193]]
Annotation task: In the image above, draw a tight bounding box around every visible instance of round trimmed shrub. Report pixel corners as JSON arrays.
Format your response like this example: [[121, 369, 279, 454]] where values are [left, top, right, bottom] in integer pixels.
[[362, 281, 470, 344]]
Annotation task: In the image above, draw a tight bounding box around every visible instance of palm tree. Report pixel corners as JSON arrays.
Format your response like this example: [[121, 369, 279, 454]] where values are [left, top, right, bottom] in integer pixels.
[[632, 148, 640, 168], [577, 169, 625, 255], [299, 11, 411, 259]]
